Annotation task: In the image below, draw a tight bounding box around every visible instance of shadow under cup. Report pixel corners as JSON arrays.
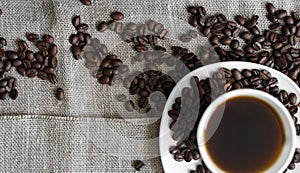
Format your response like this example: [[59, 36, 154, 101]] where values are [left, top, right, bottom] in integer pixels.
[[197, 89, 297, 173]]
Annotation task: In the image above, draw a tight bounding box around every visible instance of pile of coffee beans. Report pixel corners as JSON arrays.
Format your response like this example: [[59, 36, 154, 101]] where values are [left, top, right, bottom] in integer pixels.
[[122, 70, 175, 113], [187, 4, 300, 87], [0, 37, 18, 100], [80, 0, 91, 6], [19, 34, 59, 84], [0, 32, 62, 101], [96, 54, 129, 86], [168, 67, 300, 171], [70, 15, 91, 60], [132, 160, 145, 171]]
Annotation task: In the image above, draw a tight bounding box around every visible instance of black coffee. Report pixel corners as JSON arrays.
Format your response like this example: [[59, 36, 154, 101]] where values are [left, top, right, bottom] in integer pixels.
[[205, 96, 285, 172]]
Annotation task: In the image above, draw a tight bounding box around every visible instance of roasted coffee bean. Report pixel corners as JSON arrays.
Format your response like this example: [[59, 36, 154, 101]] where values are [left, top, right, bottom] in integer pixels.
[[230, 40, 239, 50], [99, 75, 110, 84], [134, 44, 148, 52], [36, 41, 48, 51], [17, 66, 26, 76], [0, 91, 9, 100], [240, 31, 252, 41], [0, 37, 7, 48], [77, 32, 85, 42], [43, 35, 54, 44], [76, 23, 89, 32], [111, 59, 122, 67], [9, 89, 18, 100], [289, 35, 297, 46], [252, 42, 262, 51], [24, 51, 34, 61], [38, 71, 48, 80], [220, 37, 231, 45], [72, 15, 81, 27], [18, 40, 28, 53], [26, 69, 38, 78], [0, 79, 7, 88], [222, 27, 231, 37], [48, 73, 57, 84], [49, 44, 58, 57], [7, 78, 17, 89], [235, 15, 245, 26], [3, 60, 12, 71], [187, 6, 198, 14], [266, 3, 276, 14], [26, 33, 39, 42], [69, 34, 79, 45], [84, 33, 92, 44], [133, 160, 144, 171], [138, 97, 149, 108], [184, 151, 193, 162], [275, 9, 287, 19], [80, 0, 91, 6], [56, 88, 64, 100], [249, 26, 260, 35], [31, 62, 42, 69], [232, 68, 242, 81], [254, 35, 265, 43], [245, 17, 258, 29], [44, 67, 54, 74], [288, 162, 296, 170], [244, 45, 255, 54], [210, 35, 219, 45], [289, 106, 298, 115], [71, 45, 82, 60], [189, 15, 198, 27], [139, 89, 150, 97], [289, 93, 297, 105], [217, 13, 227, 23], [5, 51, 18, 60], [97, 21, 108, 32], [269, 22, 281, 31], [111, 11, 124, 20]]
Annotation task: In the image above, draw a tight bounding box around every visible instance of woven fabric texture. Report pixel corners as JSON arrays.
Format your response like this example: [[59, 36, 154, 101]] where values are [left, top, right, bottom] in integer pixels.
[[0, 0, 299, 172]]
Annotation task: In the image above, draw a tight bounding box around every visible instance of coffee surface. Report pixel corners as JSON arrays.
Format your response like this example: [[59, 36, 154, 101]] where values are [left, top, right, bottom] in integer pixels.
[[205, 96, 284, 172]]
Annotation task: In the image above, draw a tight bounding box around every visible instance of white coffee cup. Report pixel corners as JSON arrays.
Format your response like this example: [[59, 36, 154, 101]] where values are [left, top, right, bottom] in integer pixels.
[[197, 89, 300, 173]]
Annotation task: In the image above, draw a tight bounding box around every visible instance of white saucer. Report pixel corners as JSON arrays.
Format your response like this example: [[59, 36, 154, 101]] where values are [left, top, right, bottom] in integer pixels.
[[159, 61, 300, 173]]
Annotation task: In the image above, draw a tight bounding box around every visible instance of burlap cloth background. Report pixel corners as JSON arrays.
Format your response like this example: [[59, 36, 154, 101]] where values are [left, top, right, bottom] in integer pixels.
[[0, 0, 299, 172]]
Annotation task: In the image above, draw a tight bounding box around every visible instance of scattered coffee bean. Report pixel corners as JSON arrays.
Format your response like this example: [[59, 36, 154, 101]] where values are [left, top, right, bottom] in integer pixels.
[[132, 160, 144, 171], [56, 88, 64, 100], [9, 89, 18, 100], [111, 11, 124, 21], [80, 0, 91, 6]]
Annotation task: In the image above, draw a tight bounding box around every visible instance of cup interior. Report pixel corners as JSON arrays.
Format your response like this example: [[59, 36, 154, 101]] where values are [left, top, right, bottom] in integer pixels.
[[197, 89, 296, 173]]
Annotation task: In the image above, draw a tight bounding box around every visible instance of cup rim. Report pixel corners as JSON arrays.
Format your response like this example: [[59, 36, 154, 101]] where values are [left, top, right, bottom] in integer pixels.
[[197, 88, 297, 173]]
